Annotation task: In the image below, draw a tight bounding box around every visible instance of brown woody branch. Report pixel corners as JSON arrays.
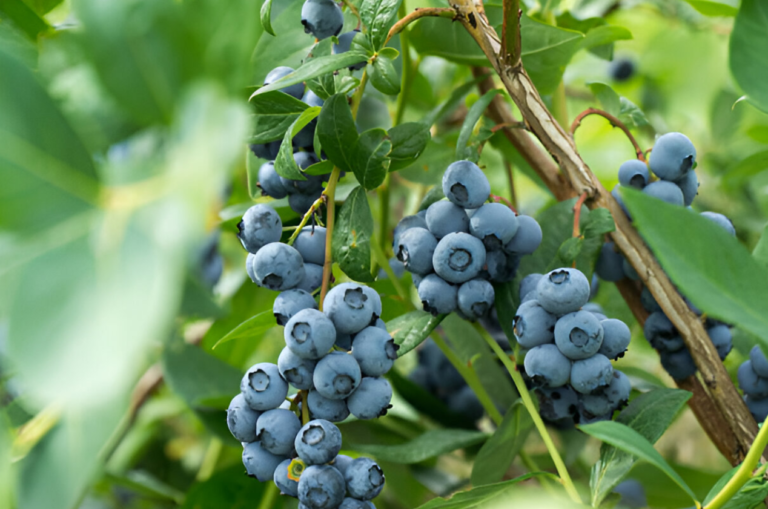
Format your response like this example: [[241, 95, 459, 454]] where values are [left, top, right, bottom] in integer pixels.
[[452, 0, 757, 464]]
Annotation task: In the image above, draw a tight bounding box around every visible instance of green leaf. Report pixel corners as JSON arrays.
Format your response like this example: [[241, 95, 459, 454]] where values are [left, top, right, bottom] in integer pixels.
[[730, 0, 768, 113], [369, 54, 401, 95], [250, 91, 310, 143], [422, 73, 489, 128], [590, 388, 692, 506], [418, 185, 446, 211], [619, 97, 649, 127], [410, 17, 487, 66], [181, 465, 267, 508], [274, 108, 321, 180], [351, 429, 487, 463], [582, 207, 616, 238], [22, 0, 64, 15], [621, 188, 768, 350], [360, 0, 403, 50], [332, 186, 375, 282], [684, 0, 738, 17], [580, 420, 698, 503], [587, 82, 621, 116], [212, 310, 277, 349], [260, 0, 275, 36], [252, 51, 371, 96], [303, 159, 335, 175], [703, 465, 768, 509], [580, 25, 632, 53], [353, 128, 392, 189], [456, 90, 500, 161], [0, 412, 11, 508], [388, 311, 444, 356], [471, 401, 533, 486], [724, 149, 768, 187], [415, 473, 561, 509], [553, 237, 584, 267], [388, 122, 431, 171], [753, 224, 768, 269], [378, 47, 399, 59], [317, 94, 359, 174], [0, 0, 49, 39], [520, 14, 584, 95], [492, 281, 518, 342]]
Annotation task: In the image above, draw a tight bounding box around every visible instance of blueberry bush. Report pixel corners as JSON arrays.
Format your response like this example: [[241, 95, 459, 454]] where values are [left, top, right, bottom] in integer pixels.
[[2, 0, 768, 508]]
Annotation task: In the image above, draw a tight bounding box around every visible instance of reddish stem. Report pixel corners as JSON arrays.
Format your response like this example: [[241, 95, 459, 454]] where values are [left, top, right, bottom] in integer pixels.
[[490, 193, 518, 214], [572, 192, 588, 238], [570, 108, 646, 162]]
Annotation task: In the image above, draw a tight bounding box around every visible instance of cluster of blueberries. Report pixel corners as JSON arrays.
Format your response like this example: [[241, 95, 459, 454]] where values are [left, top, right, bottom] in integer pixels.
[[516, 268, 632, 425], [393, 160, 542, 318], [738, 347, 768, 423], [596, 132, 735, 380]]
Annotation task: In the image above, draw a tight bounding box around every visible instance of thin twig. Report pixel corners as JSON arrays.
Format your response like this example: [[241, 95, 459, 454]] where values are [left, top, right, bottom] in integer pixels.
[[490, 193, 518, 214], [318, 168, 341, 309], [384, 8, 457, 46], [570, 108, 646, 162], [572, 192, 588, 238]]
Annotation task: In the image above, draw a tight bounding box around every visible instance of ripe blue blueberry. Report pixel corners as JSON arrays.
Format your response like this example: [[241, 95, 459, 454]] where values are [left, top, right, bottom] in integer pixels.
[[334, 454, 354, 476], [246, 253, 257, 283], [335, 330, 353, 351], [595, 242, 625, 282], [274, 289, 318, 326], [457, 279, 495, 320], [504, 215, 542, 255], [298, 464, 346, 509], [598, 319, 631, 360], [340, 498, 370, 509], [295, 419, 343, 465], [618, 160, 650, 189], [513, 300, 556, 348], [642, 180, 684, 206], [352, 327, 398, 377], [274, 459, 299, 497], [707, 324, 732, 360], [281, 154, 324, 195], [297, 263, 324, 293], [345, 458, 385, 500], [333, 31, 367, 70], [313, 351, 362, 400], [537, 386, 578, 423], [648, 132, 696, 181], [580, 390, 613, 417], [609, 58, 636, 82], [323, 283, 382, 335], [745, 395, 768, 423], [396, 227, 437, 275], [301, 0, 345, 40], [582, 302, 607, 321], [256, 408, 302, 455], [425, 201, 470, 239], [442, 160, 491, 209], [677, 170, 699, 206], [640, 286, 660, 313], [243, 441, 286, 482], [750, 345, 768, 378], [659, 348, 696, 380], [250, 141, 281, 161], [590, 273, 599, 300], [603, 370, 631, 408], [285, 308, 337, 359], [253, 243, 305, 291], [227, 393, 260, 443], [611, 184, 631, 219], [622, 257, 639, 280], [303, 90, 324, 108], [519, 273, 542, 301], [258, 161, 289, 199], [307, 389, 350, 422], [613, 480, 647, 509], [294, 226, 327, 265], [554, 310, 605, 360], [738, 361, 768, 398], [536, 268, 590, 315], [524, 344, 571, 388], [392, 215, 428, 248], [432, 232, 486, 284], [447, 385, 484, 422], [241, 363, 289, 411], [468, 203, 518, 250], [290, 189, 324, 215], [237, 204, 283, 254], [278, 346, 317, 390], [483, 250, 519, 283], [643, 312, 683, 352], [700, 211, 736, 236], [570, 354, 613, 394], [264, 66, 305, 99], [417, 274, 458, 315], [347, 377, 393, 420]]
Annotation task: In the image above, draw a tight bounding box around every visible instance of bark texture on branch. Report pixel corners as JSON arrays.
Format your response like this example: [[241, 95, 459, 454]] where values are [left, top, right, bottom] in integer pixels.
[[449, 0, 757, 464]]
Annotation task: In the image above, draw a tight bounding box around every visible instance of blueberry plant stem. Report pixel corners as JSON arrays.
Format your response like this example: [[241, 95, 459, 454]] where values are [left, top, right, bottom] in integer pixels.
[[393, 2, 414, 127], [477, 325, 581, 503], [384, 7, 457, 46], [570, 108, 646, 162], [377, 173, 392, 257], [287, 195, 326, 245], [351, 71, 368, 119], [572, 191, 588, 238], [370, 237, 414, 310], [318, 167, 341, 310], [704, 415, 768, 509]]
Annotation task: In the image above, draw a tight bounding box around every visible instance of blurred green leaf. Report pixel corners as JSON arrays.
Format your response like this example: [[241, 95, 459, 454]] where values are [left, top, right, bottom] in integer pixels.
[[684, 0, 738, 17], [398, 139, 455, 185], [588, 82, 621, 116], [353, 128, 392, 189], [369, 54, 401, 95], [389, 311, 444, 356], [409, 17, 487, 66], [0, 0, 49, 39], [260, 0, 275, 36], [21, 0, 63, 15], [360, 0, 403, 50], [729, 0, 768, 113], [317, 94, 359, 174], [580, 25, 632, 54], [492, 280, 518, 342], [618, 97, 649, 127], [253, 51, 371, 96], [422, 73, 489, 128], [0, 411, 13, 508], [582, 208, 616, 237], [332, 185, 375, 282], [250, 90, 309, 143], [415, 472, 560, 509], [456, 90, 500, 161], [388, 122, 431, 171], [181, 464, 267, 508], [725, 149, 768, 187], [553, 237, 584, 267], [212, 310, 277, 349], [520, 15, 584, 95], [471, 401, 533, 486], [418, 185, 446, 211], [351, 428, 487, 463], [753, 224, 768, 268], [304, 159, 335, 175]]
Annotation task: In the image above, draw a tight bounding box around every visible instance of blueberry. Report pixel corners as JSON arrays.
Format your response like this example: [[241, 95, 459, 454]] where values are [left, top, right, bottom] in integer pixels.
[[347, 377, 393, 419], [442, 160, 491, 209], [340, 498, 370, 509], [396, 227, 437, 276], [335, 330, 353, 351], [281, 155, 324, 195], [290, 190, 324, 215], [264, 66, 305, 99], [580, 390, 614, 417], [659, 348, 696, 380], [707, 324, 732, 360], [274, 459, 300, 497], [570, 354, 613, 394], [642, 180, 684, 206], [303, 90, 324, 108], [554, 310, 604, 360], [253, 243, 305, 290], [246, 253, 257, 283], [294, 226, 327, 265], [301, 0, 344, 40], [468, 203, 518, 250], [294, 117, 317, 149], [298, 464, 346, 509], [577, 407, 613, 425], [750, 345, 768, 378], [604, 369, 631, 408], [613, 480, 647, 509], [256, 408, 302, 455], [274, 289, 318, 326], [333, 454, 354, 476], [590, 273, 599, 300], [599, 319, 631, 360], [258, 161, 289, 199], [278, 346, 317, 390], [504, 215, 542, 255], [323, 283, 382, 334], [295, 419, 343, 465], [237, 204, 283, 254], [333, 31, 367, 70], [612, 184, 631, 219], [609, 58, 636, 82], [519, 273, 542, 301], [425, 201, 470, 239], [738, 361, 768, 398], [524, 344, 571, 388], [352, 327, 398, 377], [344, 458, 385, 500], [285, 308, 337, 359], [392, 215, 428, 249], [408, 365, 433, 391], [432, 232, 486, 284], [250, 141, 281, 160], [378, 257, 405, 280], [537, 386, 579, 423], [677, 170, 699, 206], [536, 268, 590, 315], [700, 211, 736, 236], [447, 385, 484, 421], [648, 132, 696, 181], [640, 286, 660, 313], [622, 257, 639, 280], [297, 263, 324, 293], [513, 300, 556, 348], [417, 274, 458, 315], [745, 395, 768, 422], [226, 393, 260, 443], [307, 389, 350, 422], [582, 302, 607, 321], [241, 363, 289, 411], [595, 242, 625, 282], [313, 351, 362, 400], [484, 250, 520, 283], [457, 279, 495, 320], [243, 441, 286, 482], [643, 312, 683, 352], [618, 160, 649, 189]]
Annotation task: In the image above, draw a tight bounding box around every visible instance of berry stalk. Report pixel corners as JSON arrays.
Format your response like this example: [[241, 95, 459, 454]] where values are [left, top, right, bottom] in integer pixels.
[[570, 108, 646, 163], [319, 166, 341, 309]]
